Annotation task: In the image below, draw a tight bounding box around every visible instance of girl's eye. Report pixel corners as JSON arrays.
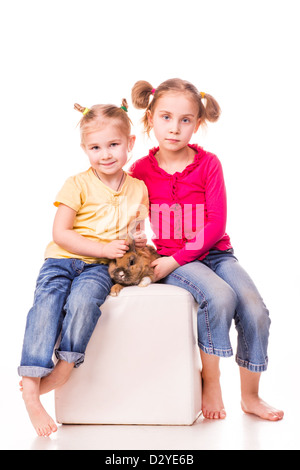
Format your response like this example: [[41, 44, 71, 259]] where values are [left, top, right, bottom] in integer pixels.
[[110, 143, 119, 147], [92, 146, 99, 150], [162, 115, 170, 120], [182, 118, 190, 123]]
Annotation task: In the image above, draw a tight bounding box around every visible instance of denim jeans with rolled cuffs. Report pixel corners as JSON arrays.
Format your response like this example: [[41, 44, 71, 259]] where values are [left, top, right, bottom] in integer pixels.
[[18, 258, 113, 378], [161, 250, 271, 372]]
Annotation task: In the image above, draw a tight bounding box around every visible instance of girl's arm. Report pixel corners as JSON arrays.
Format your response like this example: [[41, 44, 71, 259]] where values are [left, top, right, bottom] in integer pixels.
[[52, 203, 129, 259]]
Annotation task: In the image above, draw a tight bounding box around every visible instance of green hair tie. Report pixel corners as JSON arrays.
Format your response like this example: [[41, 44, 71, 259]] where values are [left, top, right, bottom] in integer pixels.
[[120, 105, 128, 112]]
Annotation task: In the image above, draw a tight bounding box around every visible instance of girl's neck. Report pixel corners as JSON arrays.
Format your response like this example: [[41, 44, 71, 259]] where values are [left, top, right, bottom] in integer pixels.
[[155, 145, 195, 175], [93, 168, 125, 192]]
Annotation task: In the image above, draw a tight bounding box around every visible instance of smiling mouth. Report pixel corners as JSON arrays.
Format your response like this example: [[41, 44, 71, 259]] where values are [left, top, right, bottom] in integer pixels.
[[100, 161, 116, 167], [166, 138, 180, 143]]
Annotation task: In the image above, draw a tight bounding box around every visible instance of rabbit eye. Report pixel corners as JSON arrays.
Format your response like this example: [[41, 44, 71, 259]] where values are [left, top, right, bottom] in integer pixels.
[[129, 256, 136, 266]]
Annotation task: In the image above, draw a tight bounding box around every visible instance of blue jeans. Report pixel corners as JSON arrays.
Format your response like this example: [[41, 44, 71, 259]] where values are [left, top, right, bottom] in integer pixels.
[[161, 250, 271, 372], [18, 258, 113, 378]]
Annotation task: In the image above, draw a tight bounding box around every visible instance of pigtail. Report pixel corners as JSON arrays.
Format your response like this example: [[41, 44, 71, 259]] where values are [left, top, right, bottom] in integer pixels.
[[199, 93, 221, 123], [74, 103, 93, 116], [131, 81, 156, 135], [131, 80, 154, 109], [74, 103, 86, 114], [120, 98, 129, 112], [74, 103, 95, 122]]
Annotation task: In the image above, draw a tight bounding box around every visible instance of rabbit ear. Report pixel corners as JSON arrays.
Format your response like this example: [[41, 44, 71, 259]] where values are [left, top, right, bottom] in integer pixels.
[[125, 233, 136, 252], [129, 238, 136, 252]]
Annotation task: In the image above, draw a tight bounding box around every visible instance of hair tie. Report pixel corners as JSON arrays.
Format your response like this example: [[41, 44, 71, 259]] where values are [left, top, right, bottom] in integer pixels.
[[200, 92, 206, 99], [120, 105, 128, 112], [82, 107, 90, 115], [151, 88, 156, 95]]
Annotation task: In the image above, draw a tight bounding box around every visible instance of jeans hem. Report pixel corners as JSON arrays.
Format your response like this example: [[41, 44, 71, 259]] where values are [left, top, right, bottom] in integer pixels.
[[236, 355, 268, 372], [17, 366, 53, 378], [55, 350, 85, 368], [198, 342, 233, 358]]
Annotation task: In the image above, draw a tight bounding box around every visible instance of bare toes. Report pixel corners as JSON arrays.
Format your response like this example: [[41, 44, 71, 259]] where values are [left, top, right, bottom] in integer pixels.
[[241, 397, 284, 421]]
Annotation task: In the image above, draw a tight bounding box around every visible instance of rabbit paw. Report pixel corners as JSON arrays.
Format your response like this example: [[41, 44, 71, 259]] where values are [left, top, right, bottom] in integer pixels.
[[110, 284, 123, 296], [138, 276, 152, 287]]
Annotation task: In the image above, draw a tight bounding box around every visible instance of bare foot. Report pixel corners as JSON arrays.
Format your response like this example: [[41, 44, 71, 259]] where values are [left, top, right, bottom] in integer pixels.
[[23, 393, 58, 437], [241, 395, 284, 421], [40, 360, 74, 395], [239, 368, 284, 421], [202, 376, 226, 420]]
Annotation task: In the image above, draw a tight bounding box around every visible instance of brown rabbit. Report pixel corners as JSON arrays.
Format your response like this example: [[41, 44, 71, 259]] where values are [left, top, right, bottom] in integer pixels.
[[108, 240, 160, 296]]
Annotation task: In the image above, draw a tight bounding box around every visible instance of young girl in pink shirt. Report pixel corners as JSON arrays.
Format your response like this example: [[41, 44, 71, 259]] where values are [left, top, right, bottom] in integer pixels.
[[130, 78, 283, 421]]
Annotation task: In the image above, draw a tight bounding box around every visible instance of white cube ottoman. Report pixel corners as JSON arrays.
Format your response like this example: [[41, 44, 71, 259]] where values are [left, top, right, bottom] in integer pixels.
[[55, 284, 202, 425]]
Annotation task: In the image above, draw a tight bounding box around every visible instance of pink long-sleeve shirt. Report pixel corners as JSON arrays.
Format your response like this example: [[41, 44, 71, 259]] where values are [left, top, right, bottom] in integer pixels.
[[129, 144, 232, 266]]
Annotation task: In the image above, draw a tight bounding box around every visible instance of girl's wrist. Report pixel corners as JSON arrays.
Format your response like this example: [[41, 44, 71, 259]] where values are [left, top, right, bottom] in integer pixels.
[[98, 243, 105, 258], [170, 256, 180, 270]]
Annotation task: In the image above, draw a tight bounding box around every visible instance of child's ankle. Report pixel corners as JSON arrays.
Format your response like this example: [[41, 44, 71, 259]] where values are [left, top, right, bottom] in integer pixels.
[[202, 368, 221, 384], [241, 391, 259, 403]]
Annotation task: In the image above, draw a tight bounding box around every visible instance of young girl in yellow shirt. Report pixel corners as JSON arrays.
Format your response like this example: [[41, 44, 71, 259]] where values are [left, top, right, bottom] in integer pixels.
[[18, 100, 148, 437]]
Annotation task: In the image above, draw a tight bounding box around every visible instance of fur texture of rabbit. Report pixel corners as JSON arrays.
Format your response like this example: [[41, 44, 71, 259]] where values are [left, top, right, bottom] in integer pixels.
[[108, 241, 160, 296]]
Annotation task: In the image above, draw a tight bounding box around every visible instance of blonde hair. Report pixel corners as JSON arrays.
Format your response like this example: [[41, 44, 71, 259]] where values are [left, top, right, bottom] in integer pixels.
[[131, 79, 221, 135], [74, 99, 132, 144]]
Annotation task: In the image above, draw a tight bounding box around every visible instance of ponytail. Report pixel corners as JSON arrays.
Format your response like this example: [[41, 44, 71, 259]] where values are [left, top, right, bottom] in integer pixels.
[[131, 80, 154, 110], [199, 93, 221, 123], [120, 98, 129, 112]]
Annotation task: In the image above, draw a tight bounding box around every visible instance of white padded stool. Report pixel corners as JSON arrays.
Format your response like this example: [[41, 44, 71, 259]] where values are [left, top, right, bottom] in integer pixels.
[[55, 284, 202, 425]]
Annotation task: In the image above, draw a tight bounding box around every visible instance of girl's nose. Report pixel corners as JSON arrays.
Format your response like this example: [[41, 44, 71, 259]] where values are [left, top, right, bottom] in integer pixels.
[[170, 121, 180, 134], [101, 149, 112, 159]]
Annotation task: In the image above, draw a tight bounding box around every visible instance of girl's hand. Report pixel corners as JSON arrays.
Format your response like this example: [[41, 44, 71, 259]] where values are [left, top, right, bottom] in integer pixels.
[[53, 204, 130, 260], [132, 230, 147, 248], [101, 240, 129, 259], [151, 256, 180, 281]]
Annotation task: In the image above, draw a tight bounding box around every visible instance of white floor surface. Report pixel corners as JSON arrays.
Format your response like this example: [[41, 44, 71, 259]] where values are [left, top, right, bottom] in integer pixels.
[[2, 353, 299, 451]]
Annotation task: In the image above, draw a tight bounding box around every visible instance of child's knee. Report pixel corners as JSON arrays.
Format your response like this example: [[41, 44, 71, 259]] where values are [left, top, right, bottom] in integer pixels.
[[66, 289, 104, 314], [241, 291, 270, 329], [206, 286, 238, 320]]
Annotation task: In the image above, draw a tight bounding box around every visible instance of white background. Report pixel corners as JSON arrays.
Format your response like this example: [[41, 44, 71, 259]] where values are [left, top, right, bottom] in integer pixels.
[[0, 0, 299, 449]]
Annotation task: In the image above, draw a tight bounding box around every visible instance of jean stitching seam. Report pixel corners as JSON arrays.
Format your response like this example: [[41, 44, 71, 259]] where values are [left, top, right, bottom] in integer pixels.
[[235, 311, 249, 359], [236, 355, 268, 372]]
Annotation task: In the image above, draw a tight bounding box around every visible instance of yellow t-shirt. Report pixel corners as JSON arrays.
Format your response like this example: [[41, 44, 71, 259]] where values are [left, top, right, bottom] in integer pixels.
[[44, 168, 149, 264]]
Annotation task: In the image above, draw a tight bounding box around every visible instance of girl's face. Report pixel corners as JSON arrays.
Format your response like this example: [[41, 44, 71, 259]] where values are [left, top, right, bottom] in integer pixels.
[[148, 92, 201, 152], [81, 122, 135, 178]]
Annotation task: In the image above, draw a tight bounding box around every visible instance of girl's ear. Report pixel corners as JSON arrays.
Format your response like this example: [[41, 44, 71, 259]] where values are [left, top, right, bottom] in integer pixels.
[[128, 134, 136, 152], [147, 109, 154, 128], [80, 143, 87, 153], [194, 118, 201, 134]]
